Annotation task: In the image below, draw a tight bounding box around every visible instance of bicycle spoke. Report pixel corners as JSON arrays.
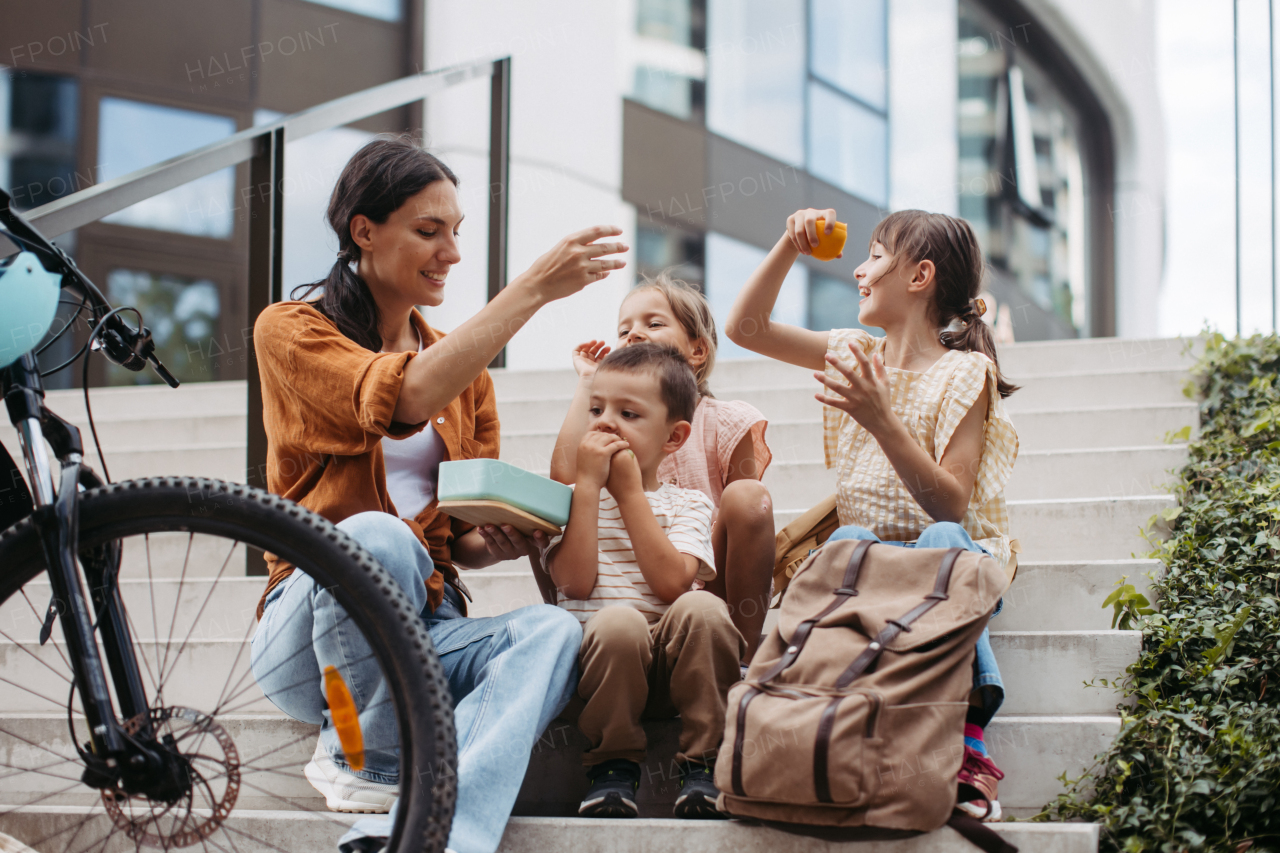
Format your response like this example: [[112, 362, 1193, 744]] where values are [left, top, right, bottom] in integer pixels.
[[155, 538, 238, 696], [27, 804, 110, 853], [210, 608, 260, 723], [121, 604, 161, 701], [144, 533, 164, 704], [157, 533, 195, 692], [0, 624, 74, 686], [212, 606, 378, 718]]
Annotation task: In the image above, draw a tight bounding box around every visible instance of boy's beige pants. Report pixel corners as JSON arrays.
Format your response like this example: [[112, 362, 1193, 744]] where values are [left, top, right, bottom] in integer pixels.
[[576, 591, 745, 767]]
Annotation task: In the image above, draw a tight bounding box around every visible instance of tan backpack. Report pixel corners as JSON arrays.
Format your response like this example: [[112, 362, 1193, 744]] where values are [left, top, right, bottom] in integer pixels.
[[717, 538, 1009, 835]]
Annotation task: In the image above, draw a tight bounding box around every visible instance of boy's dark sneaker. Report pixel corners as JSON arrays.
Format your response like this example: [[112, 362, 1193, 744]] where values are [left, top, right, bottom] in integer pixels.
[[578, 759, 641, 817], [673, 761, 726, 819]]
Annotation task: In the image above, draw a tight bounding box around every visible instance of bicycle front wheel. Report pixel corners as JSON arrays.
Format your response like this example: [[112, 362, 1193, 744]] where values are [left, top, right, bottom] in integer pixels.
[[0, 477, 456, 853]]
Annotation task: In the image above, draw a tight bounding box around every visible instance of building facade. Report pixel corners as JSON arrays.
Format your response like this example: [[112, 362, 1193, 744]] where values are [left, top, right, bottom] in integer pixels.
[[3, 0, 1164, 381], [427, 0, 1163, 371]]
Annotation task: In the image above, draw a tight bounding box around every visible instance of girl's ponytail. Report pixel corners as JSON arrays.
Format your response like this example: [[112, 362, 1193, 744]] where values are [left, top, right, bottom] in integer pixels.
[[870, 210, 1019, 398], [290, 135, 458, 351], [942, 296, 1019, 398]]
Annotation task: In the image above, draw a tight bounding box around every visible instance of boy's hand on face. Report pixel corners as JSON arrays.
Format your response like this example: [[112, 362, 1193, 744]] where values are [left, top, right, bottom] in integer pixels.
[[577, 430, 628, 489], [571, 340, 611, 378], [605, 447, 644, 499]]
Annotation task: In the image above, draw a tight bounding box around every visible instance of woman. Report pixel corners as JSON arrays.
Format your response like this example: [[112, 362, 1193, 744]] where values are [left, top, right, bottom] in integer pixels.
[[249, 137, 627, 853]]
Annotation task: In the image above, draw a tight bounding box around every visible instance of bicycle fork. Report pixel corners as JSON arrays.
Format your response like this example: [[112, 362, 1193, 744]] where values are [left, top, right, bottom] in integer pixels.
[[5, 353, 158, 789]]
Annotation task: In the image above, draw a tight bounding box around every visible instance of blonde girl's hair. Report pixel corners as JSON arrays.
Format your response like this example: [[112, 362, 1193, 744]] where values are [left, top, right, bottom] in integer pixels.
[[629, 272, 718, 398], [870, 210, 1019, 398]]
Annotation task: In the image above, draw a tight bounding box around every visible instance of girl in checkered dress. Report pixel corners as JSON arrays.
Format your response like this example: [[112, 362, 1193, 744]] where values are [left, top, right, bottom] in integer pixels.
[[726, 208, 1019, 823]]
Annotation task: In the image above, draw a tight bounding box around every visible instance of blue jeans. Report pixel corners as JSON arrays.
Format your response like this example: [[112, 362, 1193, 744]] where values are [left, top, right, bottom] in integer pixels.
[[826, 521, 1004, 726], [251, 511, 581, 853]]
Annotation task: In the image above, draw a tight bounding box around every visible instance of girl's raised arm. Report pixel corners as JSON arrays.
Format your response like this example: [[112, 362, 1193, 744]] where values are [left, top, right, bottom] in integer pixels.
[[725, 208, 835, 371], [549, 340, 610, 484]]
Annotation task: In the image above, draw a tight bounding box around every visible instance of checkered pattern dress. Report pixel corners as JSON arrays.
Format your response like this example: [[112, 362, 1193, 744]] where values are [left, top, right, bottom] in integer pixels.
[[821, 328, 1018, 571]]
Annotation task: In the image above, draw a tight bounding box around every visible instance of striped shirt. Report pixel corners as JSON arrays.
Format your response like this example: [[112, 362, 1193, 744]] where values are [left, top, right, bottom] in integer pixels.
[[821, 328, 1018, 571], [544, 483, 717, 625]]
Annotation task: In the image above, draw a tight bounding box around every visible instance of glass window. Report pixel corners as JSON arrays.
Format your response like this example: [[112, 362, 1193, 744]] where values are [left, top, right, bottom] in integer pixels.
[[958, 0, 1091, 336], [631, 0, 706, 120], [809, 0, 887, 111], [638, 0, 694, 43], [104, 269, 221, 386], [636, 222, 705, 285], [98, 98, 237, 239], [2, 71, 80, 211], [706, 0, 805, 165], [807, 81, 888, 206], [300, 0, 401, 22], [705, 232, 806, 360]]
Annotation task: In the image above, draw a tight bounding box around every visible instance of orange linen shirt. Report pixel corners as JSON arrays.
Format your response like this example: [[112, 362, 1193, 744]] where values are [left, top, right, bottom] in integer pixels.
[[253, 301, 500, 618]]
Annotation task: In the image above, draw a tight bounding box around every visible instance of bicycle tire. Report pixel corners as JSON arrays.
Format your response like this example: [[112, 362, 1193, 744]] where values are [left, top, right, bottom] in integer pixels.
[[0, 477, 456, 853]]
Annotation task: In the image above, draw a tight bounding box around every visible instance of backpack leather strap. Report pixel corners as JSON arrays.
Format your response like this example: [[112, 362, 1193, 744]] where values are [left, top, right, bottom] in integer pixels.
[[731, 686, 764, 796], [946, 812, 1019, 853], [835, 548, 963, 689], [757, 539, 873, 685]]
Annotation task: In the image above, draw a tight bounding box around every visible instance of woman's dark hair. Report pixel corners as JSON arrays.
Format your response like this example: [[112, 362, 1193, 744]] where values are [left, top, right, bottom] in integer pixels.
[[291, 135, 458, 351], [870, 210, 1019, 398]]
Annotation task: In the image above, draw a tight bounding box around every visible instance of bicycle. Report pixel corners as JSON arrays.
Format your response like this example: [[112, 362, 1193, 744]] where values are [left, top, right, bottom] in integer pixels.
[[0, 189, 456, 853]]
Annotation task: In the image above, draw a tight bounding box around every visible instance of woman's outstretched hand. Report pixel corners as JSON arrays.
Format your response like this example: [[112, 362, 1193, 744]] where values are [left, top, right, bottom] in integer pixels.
[[815, 342, 896, 436], [786, 208, 841, 257], [518, 226, 628, 304], [572, 340, 611, 378]]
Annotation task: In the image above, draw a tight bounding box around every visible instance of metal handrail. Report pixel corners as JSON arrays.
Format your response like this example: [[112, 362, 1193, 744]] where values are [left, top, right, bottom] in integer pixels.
[[25, 56, 503, 238], [14, 55, 512, 564]]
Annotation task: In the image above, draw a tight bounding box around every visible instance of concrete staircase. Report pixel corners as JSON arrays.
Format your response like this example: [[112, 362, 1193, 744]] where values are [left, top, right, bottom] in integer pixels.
[[0, 336, 1196, 852]]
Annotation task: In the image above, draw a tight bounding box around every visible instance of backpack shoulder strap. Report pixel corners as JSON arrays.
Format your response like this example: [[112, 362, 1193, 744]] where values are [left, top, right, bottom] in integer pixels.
[[835, 548, 964, 689], [757, 538, 873, 685]]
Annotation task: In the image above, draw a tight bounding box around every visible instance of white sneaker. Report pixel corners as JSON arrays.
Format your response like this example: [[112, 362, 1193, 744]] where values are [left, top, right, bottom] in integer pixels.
[[304, 742, 398, 813]]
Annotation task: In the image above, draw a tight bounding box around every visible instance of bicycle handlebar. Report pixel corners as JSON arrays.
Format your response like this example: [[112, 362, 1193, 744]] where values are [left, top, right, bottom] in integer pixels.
[[0, 189, 180, 389]]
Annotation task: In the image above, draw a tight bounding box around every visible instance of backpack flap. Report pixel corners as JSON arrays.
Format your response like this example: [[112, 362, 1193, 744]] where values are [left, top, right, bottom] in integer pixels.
[[778, 539, 1009, 653]]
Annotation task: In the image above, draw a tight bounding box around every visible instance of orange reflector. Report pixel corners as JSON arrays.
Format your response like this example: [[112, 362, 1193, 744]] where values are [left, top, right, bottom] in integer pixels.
[[323, 665, 365, 771]]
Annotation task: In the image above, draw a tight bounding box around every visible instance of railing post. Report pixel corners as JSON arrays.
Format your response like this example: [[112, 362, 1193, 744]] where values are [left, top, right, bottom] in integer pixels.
[[245, 127, 284, 575], [488, 57, 511, 368]]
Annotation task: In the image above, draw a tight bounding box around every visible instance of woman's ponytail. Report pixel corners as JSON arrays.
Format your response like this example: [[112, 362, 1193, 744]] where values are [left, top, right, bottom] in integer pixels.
[[870, 210, 1019, 398], [290, 136, 458, 351]]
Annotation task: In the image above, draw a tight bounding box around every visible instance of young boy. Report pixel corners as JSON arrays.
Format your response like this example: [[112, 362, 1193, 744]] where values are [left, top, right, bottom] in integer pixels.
[[543, 343, 745, 819]]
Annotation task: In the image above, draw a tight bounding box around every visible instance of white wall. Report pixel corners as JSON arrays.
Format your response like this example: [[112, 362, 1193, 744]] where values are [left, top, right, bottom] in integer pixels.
[[888, 0, 959, 215], [1025, 0, 1166, 338], [423, 0, 637, 371]]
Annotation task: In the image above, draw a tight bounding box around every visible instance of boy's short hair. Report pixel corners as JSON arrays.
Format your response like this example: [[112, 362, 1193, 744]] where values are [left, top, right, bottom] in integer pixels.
[[596, 342, 698, 423]]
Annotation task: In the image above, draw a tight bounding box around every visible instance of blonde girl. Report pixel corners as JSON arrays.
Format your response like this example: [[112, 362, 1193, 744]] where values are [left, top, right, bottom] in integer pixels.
[[725, 207, 1018, 822], [549, 274, 775, 661]]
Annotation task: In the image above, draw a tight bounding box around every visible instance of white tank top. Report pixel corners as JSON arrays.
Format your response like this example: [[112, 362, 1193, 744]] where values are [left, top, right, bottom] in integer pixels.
[[381, 327, 446, 519]]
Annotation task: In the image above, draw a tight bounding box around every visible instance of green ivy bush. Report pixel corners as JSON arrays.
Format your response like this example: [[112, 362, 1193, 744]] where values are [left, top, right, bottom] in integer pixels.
[[1042, 333, 1280, 852]]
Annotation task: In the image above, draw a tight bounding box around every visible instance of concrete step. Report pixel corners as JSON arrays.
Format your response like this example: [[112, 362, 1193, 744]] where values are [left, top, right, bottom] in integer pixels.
[[0, 638, 270, 715], [0, 624, 1134, 720], [10, 439, 1183, 508], [19, 339, 1193, 426], [491, 370, 1189, 434], [0, 713, 320, 807], [0, 808, 1098, 853], [487, 336, 1197, 398], [513, 714, 1118, 816], [500, 401, 1198, 470], [998, 560, 1159, 631], [1005, 495, 1172, 562], [0, 709, 1116, 821], [996, 336, 1197, 376]]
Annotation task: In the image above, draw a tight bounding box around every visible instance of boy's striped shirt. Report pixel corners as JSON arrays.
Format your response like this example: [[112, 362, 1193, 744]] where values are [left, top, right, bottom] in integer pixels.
[[543, 483, 716, 624]]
